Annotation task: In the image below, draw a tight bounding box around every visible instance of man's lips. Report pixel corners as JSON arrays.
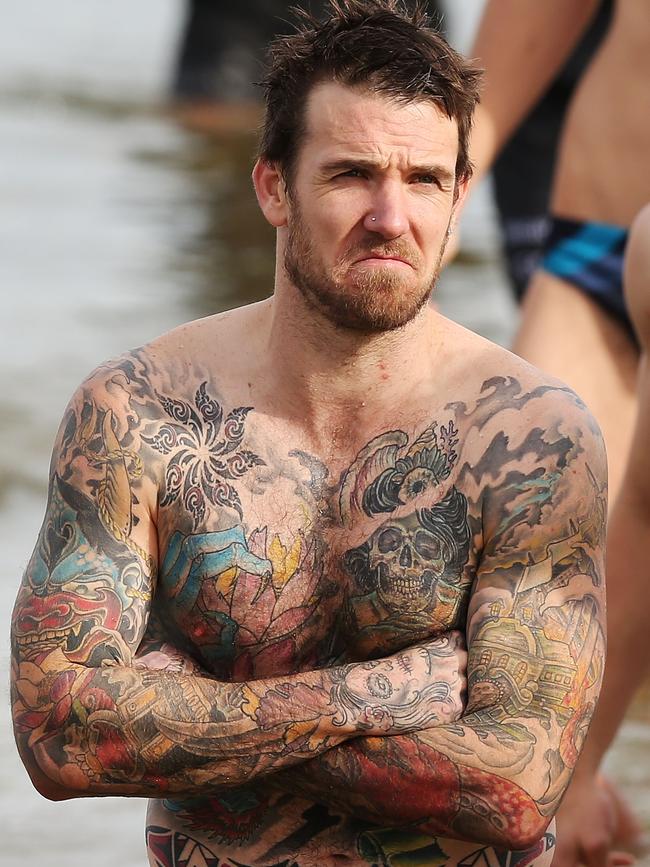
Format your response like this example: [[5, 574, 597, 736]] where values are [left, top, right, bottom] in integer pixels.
[[354, 254, 413, 267]]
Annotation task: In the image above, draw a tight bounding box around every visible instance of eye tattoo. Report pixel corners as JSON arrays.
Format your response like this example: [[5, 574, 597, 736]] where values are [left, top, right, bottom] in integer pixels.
[[366, 673, 394, 700]]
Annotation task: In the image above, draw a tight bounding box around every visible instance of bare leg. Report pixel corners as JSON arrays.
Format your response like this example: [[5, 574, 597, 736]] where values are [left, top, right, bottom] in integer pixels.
[[600, 203, 650, 744], [512, 269, 638, 503]]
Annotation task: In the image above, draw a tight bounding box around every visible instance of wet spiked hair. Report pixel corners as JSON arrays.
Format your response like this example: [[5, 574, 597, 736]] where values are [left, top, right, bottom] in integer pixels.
[[258, 0, 482, 187]]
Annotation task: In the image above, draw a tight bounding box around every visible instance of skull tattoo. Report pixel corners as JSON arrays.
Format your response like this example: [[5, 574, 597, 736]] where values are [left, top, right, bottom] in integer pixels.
[[345, 487, 471, 616]]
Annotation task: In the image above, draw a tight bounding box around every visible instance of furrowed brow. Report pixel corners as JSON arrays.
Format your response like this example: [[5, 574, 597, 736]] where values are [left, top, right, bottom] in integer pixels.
[[320, 158, 455, 184], [320, 158, 379, 175]]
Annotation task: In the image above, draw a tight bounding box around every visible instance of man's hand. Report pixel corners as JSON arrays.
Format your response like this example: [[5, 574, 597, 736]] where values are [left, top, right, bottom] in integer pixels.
[[553, 774, 638, 867], [340, 631, 467, 736]]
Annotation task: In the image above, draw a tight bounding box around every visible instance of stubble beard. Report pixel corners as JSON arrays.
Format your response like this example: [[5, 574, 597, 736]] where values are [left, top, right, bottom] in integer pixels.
[[284, 205, 450, 334]]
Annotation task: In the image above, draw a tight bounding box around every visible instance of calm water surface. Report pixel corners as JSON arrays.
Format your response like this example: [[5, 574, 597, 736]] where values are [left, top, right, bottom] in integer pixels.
[[1, 3, 647, 865]]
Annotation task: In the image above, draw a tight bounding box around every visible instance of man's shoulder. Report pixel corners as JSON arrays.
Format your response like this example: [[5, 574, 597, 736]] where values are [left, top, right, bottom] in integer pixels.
[[69, 346, 158, 417], [72, 305, 255, 412], [441, 319, 605, 472], [443, 328, 608, 561]]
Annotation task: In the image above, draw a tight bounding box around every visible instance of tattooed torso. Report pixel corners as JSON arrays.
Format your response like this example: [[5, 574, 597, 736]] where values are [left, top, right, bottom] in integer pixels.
[[144, 391, 476, 865], [149, 402, 475, 679], [12, 312, 606, 867]]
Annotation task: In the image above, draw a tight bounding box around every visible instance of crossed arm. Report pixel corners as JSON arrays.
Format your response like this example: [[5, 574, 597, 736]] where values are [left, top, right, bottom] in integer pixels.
[[273, 473, 608, 849], [11, 368, 607, 850], [11, 480, 464, 797], [10, 374, 465, 799]]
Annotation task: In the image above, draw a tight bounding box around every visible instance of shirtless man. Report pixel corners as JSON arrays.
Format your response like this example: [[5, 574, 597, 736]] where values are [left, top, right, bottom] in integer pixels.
[[11, 4, 607, 866]]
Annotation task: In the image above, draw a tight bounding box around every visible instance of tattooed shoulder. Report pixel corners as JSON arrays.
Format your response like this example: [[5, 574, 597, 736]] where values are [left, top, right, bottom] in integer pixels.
[[452, 369, 605, 489]]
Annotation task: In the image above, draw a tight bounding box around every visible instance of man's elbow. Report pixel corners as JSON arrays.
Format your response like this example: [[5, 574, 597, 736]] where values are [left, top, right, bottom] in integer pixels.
[[15, 732, 83, 802], [451, 770, 554, 851], [505, 815, 553, 852], [458, 808, 552, 851], [22, 755, 80, 802], [30, 772, 77, 802], [413, 778, 552, 850], [489, 779, 555, 851]]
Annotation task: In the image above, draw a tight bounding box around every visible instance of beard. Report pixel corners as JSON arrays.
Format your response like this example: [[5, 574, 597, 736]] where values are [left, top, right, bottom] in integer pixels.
[[284, 204, 450, 334]]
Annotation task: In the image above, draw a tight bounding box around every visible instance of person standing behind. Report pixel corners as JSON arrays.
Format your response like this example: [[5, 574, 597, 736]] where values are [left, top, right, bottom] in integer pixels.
[[554, 204, 650, 867], [491, 0, 613, 299], [467, 2, 650, 863], [170, 0, 443, 134], [170, 0, 326, 133]]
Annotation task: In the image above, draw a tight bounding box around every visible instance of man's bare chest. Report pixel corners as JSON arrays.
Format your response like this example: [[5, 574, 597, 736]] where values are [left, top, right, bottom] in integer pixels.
[[144, 386, 478, 679]]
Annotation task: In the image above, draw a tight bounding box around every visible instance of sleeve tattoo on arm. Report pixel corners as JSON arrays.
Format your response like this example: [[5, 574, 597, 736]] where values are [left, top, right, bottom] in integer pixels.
[[12, 362, 605, 851]]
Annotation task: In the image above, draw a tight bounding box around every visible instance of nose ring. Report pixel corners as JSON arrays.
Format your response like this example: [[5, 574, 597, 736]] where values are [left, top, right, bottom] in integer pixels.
[[370, 216, 377, 222]]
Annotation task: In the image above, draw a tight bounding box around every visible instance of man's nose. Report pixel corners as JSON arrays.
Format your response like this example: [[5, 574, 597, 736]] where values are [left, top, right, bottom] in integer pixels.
[[363, 183, 409, 238]]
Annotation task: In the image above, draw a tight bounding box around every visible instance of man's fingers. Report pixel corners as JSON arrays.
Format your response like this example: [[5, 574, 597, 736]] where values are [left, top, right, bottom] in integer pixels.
[[424, 629, 466, 652], [580, 840, 614, 867], [449, 628, 467, 650], [553, 840, 610, 867]]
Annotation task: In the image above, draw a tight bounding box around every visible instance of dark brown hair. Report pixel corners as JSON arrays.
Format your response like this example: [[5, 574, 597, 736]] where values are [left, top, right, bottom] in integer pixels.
[[258, 0, 482, 187]]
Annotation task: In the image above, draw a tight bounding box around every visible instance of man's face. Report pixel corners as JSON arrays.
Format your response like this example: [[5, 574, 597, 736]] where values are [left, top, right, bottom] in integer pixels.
[[282, 81, 464, 333]]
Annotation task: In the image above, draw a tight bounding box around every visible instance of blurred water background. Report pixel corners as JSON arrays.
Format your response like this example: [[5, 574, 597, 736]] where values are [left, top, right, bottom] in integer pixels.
[[1, 3, 647, 865]]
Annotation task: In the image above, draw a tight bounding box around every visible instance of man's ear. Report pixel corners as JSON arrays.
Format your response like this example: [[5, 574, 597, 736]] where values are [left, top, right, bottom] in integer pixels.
[[252, 159, 289, 227]]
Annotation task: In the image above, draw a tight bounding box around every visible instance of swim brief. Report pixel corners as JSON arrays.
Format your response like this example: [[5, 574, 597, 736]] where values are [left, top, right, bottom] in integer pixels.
[[541, 217, 635, 340]]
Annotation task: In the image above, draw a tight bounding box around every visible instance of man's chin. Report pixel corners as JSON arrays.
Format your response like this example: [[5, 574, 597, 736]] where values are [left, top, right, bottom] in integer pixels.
[[316, 293, 432, 334], [288, 252, 436, 333], [323, 275, 434, 333]]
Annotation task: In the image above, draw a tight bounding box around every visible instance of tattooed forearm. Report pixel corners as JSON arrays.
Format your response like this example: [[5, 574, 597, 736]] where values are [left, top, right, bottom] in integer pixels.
[[12, 629, 465, 796], [271, 730, 548, 849]]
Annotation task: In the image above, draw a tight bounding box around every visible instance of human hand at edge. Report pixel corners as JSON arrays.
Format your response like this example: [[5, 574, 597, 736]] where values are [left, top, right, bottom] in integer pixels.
[[552, 773, 641, 867]]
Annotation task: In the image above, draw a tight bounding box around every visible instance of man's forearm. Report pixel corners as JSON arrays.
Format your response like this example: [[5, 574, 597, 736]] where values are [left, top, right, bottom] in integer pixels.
[[271, 720, 548, 851], [12, 637, 463, 799], [12, 663, 374, 798]]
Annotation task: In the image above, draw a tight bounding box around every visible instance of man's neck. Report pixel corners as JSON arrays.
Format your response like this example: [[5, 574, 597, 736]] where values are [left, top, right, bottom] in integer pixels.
[[255, 282, 445, 450]]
